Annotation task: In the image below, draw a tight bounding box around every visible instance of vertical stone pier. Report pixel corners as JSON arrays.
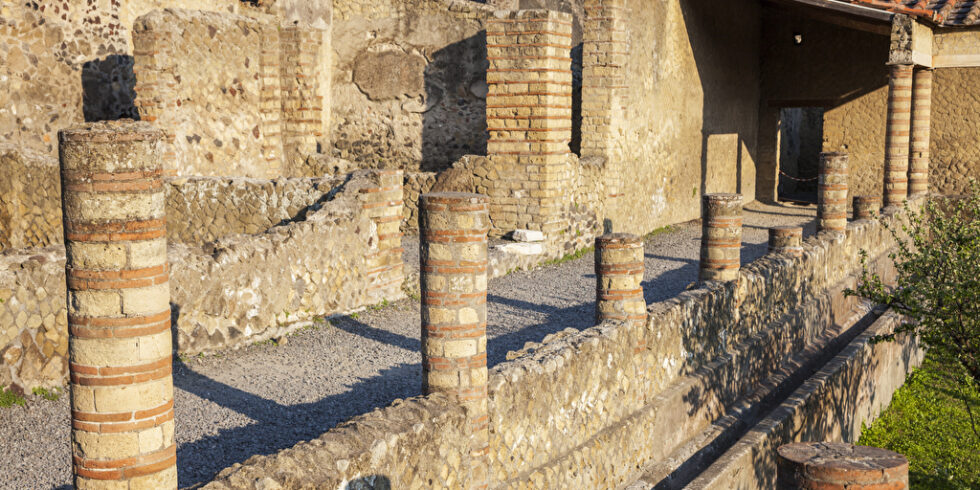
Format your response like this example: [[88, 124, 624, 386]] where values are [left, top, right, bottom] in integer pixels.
[[768, 226, 803, 258], [854, 195, 882, 221], [884, 64, 913, 208], [777, 442, 909, 490], [699, 194, 743, 283], [361, 169, 405, 304], [909, 68, 933, 198], [280, 25, 326, 173], [419, 192, 490, 489], [485, 9, 573, 238], [594, 234, 646, 326], [818, 152, 849, 234], [59, 121, 176, 489]]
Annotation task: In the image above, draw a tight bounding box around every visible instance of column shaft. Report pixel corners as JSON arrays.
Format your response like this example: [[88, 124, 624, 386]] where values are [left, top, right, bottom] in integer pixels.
[[420, 192, 490, 489], [884, 64, 913, 208], [818, 152, 849, 233], [60, 121, 176, 489], [768, 226, 803, 258], [595, 234, 646, 326], [778, 442, 909, 490], [909, 68, 933, 197], [854, 195, 882, 221], [699, 194, 743, 283]]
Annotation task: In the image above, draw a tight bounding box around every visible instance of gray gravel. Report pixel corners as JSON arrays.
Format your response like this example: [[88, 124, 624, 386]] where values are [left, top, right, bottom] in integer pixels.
[[0, 201, 817, 489]]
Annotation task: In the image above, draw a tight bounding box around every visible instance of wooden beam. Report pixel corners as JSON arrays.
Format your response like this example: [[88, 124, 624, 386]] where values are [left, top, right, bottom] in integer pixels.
[[765, 0, 892, 36]]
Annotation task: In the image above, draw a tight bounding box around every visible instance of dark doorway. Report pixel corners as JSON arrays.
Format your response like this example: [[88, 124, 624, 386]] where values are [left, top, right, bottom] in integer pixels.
[[778, 107, 824, 204]]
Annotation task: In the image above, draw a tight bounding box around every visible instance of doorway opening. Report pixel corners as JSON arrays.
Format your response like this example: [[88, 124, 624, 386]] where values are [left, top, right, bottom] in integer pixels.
[[778, 107, 824, 204]]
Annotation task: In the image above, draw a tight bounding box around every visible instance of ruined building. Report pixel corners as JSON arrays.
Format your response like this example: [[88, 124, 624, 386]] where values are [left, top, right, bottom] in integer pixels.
[[0, 0, 977, 488]]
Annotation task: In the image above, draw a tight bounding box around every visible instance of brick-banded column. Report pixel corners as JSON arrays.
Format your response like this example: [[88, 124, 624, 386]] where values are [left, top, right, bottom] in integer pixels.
[[909, 68, 933, 198], [419, 192, 490, 488], [486, 10, 573, 238], [854, 195, 882, 221], [582, 0, 630, 201], [59, 121, 176, 489], [361, 170, 405, 304], [595, 234, 646, 326], [259, 23, 284, 178], [280, 25, 325, 174], [818, 152, 849, 234], [777, 442, 909, 490], [884, 64, 913, 208], [700, 194, 743, 283], [768, 226, 803, 258]]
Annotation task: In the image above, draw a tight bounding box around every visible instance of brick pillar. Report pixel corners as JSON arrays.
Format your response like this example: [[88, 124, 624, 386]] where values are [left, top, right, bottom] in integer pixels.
[[132, 22, 177, 176], [59, 121, 176, 489], [699, 194, 743, 283], [777, 442, 909, 490], [909, 68, 933, 198], [361, 170, 405, 304], [884, 64, 913, 208], [595, 233, 646, 326], [818, 152, 849, 234], [582, 0, 630, 202], [768, 226, 803, 258], [486, 10, 573, 238], [280, 25, 325, 174], [259, 23, 284, 178], [419, 192, 490, 489], [854, 195, 882, 221]]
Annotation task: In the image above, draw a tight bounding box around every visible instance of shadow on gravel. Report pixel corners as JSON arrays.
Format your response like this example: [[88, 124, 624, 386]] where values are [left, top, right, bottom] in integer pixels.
[[329, 315, 420, 352], [172, 360, 421, 487], [486, 294, 594, 366]]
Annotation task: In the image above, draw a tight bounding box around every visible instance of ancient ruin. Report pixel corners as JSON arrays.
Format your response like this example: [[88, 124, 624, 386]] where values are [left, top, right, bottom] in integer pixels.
[[1, 0, 978, 488]]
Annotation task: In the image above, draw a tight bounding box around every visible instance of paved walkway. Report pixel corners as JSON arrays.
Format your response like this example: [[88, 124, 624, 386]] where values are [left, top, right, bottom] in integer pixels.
[[0, 201, 818, 488]]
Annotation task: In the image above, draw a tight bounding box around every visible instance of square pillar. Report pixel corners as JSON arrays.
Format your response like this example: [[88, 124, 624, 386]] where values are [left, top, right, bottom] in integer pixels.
[[486, 10, 574, 238], [909, 68, 933, 198], [884, 64, 913, 208]]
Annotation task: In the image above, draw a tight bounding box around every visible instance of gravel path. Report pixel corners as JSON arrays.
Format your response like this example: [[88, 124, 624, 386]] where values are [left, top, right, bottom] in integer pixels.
[[0, 201, 817, 489]]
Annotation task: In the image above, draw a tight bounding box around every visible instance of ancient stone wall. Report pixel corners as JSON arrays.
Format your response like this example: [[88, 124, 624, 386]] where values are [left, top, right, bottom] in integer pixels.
[[931, 67, 980, 195], [330, 0, 493, 171], [0, 170, 405, 391], [133, 9, 284, 178], [0, 0, 243, 156], [0, 146, 63, 252], [200, 199, 914, 490], [594, 0, 761, 235]]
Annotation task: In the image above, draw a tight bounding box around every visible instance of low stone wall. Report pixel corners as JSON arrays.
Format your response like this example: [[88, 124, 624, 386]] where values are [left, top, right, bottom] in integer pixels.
[[0, 146, 63, 252], [201, 203, 916, 489], [166, 176, 342, 244], [0, 170, 404, 391]]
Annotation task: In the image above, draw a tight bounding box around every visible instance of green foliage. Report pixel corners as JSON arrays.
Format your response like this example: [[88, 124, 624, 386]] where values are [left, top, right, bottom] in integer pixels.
[[31, 386, 60, 401], [0, 387, 26, 407], [543, 246, 594, 267], [645, 225, 674, 238], [859, 355, 980, 488], [847, 182, 980, 386], [349, 312, 360, 320]]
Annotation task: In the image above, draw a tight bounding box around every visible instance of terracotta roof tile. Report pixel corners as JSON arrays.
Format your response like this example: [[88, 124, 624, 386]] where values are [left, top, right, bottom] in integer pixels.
[[843, 0, 980, 25]]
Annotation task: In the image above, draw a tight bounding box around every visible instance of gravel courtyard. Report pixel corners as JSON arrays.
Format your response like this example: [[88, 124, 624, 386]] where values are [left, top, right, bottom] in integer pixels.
[[0, 201, 818, 488]]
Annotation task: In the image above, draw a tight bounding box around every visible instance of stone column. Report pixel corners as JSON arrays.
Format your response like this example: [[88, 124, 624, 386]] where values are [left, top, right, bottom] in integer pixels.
[[595, 234, 646, 326], [699, 194, 743, 283], [419, 192, 490, 489], [909, 68, 933, 198], [361, 169, 405, 305], [818, 152, 849, 234], [768, 226, 803, 258], [854, 195, 882, 221], [280, 25, 326, 174], [777, 442, 909, 490], [884, 64, 913, 208], [486, 10, 573, 238], [59, 121, 176, 489]]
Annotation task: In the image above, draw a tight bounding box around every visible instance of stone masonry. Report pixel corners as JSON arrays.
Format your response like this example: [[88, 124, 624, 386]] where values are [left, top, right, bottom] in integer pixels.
[[60, 121, 176, 489], [818, 152, 849, 234], [768, 226, 803, 258], [854, 195, 882, 221], [362, 170, 406, 305], [486, 10, 574, 238], [884, 64, 913, 208], [777, 442, 909, 490], [910, 68, 933, 198], [594, 233, 646, 326], [699, 193, 744, 283], [420, 192, 491, 489]]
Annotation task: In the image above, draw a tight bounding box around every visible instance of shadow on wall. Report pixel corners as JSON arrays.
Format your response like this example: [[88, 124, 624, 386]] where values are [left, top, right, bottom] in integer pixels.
[[81, 55, 139, 122], [681, 0, 760, 198], [420, 33, 489, 172]]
